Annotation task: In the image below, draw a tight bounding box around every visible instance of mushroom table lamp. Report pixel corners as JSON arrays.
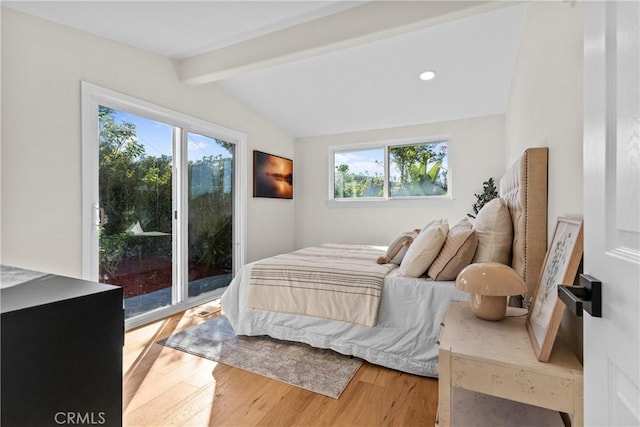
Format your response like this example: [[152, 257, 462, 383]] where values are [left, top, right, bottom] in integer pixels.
[[455, 262, 528, 321]]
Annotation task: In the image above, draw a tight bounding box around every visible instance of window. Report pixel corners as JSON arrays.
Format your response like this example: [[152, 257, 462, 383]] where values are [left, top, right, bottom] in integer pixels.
[[332, 140, 448, 200], [334, 148, 384, 199]]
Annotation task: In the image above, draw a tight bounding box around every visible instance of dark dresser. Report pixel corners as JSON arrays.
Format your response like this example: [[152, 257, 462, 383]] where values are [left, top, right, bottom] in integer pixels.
[[1, 266, 124, 426]]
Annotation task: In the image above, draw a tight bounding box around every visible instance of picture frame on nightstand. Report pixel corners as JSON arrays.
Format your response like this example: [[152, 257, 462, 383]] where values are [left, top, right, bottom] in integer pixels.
[[527, 216, 584, 362]]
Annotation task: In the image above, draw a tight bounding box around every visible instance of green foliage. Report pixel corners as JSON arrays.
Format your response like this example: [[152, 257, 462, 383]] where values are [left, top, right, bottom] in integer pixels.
[[468, 177, 499, 218], [334, 164, 384, 198], [189, 213, 232, 271], [99, 227, 128, 278], [389, 143, 447, 197], [99, 106, 173, 238], [188, 154, 234, 271], [427, 160, 442, 182], [98, 107, 233, 279]]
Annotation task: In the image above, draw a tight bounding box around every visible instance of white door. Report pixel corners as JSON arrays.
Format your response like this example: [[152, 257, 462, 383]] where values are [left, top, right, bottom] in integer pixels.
[[583, 2, 640, 426]]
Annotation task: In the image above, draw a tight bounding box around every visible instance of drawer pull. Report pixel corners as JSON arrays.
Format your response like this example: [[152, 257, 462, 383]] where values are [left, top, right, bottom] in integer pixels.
[[436, 322, 446, 345]]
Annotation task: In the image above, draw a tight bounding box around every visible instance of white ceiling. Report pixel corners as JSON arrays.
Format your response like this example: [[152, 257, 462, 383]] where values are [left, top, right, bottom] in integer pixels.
[[3, 1, 527, 138], [4, 1, 366, 59]]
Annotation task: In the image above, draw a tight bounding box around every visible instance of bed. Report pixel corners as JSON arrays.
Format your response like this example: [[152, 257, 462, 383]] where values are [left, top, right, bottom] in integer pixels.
[[221, 148, 548, 377]]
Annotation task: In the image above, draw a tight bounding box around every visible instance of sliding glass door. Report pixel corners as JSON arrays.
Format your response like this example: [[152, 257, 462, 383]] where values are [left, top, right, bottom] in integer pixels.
[[98, 107, 174, 318], [82, 82, 246, 328], [187, 132, 235, 298]]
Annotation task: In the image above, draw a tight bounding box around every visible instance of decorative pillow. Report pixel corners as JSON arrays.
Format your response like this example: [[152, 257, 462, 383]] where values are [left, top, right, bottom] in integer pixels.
[[376, 229, 420, 265], [428, 218, 478, 280], [472, 197, 513, 265], [398, 219, 449, 277]]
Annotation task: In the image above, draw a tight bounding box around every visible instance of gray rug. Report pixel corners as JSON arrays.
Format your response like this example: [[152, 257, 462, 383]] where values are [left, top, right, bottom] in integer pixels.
[[158, 316, 362, 399]]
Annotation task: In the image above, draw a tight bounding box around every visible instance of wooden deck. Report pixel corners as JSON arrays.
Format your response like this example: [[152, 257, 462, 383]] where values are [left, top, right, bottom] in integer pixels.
[[123, 302, 439, 426]]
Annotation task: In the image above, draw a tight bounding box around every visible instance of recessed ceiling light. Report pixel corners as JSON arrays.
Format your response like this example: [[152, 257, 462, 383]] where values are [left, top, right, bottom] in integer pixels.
[[419, 70, 436, 81]]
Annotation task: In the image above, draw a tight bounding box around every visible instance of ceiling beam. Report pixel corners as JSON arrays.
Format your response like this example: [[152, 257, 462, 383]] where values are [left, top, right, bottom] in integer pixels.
[[177, 1, 514, 85]]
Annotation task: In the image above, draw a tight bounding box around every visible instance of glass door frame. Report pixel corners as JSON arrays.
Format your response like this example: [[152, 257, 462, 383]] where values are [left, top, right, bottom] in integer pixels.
[[81, 81, 247, 329]]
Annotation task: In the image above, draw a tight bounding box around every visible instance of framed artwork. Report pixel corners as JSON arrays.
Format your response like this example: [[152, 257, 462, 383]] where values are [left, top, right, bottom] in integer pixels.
[[526, 216, 584, 362], [253, 150, 293, 199]]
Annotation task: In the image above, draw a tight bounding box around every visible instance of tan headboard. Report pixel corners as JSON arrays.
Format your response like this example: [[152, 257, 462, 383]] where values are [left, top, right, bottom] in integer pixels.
[[499, 147, 548, 302]]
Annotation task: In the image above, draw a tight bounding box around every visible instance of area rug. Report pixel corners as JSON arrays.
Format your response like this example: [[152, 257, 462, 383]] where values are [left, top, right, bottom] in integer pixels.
[[157, 316, 362, 399]]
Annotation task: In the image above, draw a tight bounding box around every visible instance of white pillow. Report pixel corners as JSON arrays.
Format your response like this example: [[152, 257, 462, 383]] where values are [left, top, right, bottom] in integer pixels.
[[398, 219, 449, 277], [377, 230, 419, 265], [472, 198, 513, 265]]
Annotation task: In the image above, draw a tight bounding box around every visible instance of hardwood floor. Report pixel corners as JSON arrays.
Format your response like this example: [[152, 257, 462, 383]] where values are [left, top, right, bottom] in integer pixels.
[[123, 302, 439, 426]]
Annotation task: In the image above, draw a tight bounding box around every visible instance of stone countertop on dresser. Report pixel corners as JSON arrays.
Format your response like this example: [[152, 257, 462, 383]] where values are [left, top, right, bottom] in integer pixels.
[[0, 265, 121, 313], [0, 265, 49, 289]]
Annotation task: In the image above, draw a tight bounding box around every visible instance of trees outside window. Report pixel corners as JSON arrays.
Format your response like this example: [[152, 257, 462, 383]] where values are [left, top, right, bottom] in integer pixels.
[[98, 107, 235, 317], [334, 148, 384, 199], [333, 140, 448, 199]]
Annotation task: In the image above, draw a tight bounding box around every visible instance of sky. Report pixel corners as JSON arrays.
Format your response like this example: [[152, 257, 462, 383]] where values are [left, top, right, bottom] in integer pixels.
[[111, 109, 233, 160], [334, 148, 384, 176], [334, 143, 448, 178]]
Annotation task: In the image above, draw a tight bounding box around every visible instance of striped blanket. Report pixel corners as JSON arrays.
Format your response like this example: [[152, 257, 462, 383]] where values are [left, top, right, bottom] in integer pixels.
[[247, 244, 397, 327]]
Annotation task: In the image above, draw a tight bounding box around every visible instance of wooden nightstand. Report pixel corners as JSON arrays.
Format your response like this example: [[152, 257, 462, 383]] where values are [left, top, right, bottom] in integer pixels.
[[437, 301, 583, 426]]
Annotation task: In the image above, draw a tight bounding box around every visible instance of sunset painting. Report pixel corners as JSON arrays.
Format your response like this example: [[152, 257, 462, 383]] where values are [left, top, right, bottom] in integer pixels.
[[253, 151, 293, 199]]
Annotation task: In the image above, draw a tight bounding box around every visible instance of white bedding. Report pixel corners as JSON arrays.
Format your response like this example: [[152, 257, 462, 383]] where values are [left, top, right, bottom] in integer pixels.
[[221, 263, 469, 377], [247, 244, 396, 326]]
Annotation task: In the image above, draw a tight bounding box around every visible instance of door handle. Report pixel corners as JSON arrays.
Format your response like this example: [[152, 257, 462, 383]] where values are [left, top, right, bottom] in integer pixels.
[[98, 207, 106, 226], [558, 274, 602, 318]]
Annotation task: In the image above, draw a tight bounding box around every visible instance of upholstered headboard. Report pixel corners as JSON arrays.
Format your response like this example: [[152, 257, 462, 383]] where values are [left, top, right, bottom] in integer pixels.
[[499, 147, 548, 302]]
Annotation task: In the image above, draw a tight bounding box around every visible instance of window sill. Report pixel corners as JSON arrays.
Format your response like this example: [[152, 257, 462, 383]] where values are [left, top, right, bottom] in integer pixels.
[[326, 196, 454, 208]]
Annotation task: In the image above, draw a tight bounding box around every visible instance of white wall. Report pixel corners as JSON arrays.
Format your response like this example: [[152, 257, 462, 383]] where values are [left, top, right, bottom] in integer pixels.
[[294, 115, 505, 249], [0, 6, 3, 264], [504, 2, 584, 360], [505, 2, 584, 225], [0, 8, 296, 277]]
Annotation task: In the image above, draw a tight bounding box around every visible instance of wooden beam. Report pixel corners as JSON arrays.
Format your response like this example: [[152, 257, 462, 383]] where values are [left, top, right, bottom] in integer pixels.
[[177, 1, 512, 85]]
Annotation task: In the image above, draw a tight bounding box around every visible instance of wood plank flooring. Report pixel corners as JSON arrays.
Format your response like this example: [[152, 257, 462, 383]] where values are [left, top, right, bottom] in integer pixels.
[[123, 302, 439, 426]]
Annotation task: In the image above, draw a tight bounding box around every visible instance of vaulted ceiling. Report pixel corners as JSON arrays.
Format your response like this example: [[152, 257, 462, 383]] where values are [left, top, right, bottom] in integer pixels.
[[4, 1, 526, 137]]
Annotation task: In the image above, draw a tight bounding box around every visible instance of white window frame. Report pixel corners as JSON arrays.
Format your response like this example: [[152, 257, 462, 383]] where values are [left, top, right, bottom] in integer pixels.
[[81, 81, 247, 328], [328, 136, 452, 203]]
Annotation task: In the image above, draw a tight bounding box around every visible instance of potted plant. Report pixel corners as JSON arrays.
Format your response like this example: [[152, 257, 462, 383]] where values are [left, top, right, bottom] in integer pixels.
[[468, 177, 499, 219]]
